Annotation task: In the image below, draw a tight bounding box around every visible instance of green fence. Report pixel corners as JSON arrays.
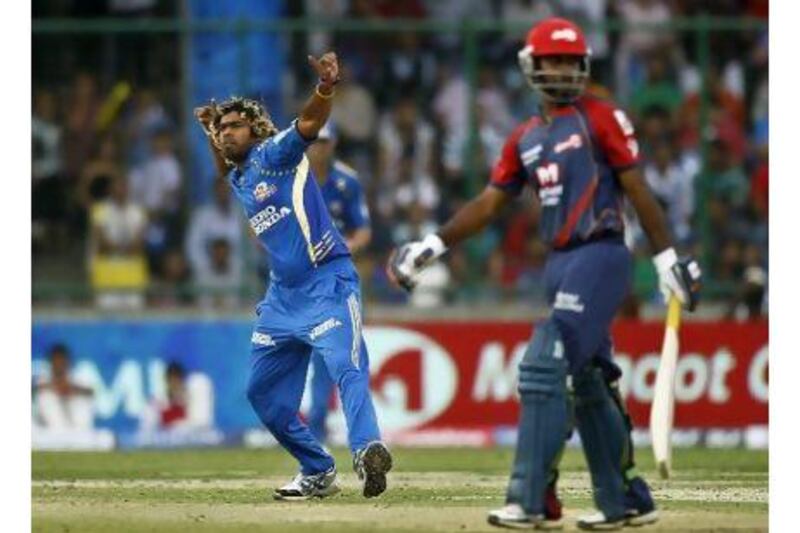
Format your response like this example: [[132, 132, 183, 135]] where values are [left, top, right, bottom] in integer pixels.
[[32, 16, 768, 305]]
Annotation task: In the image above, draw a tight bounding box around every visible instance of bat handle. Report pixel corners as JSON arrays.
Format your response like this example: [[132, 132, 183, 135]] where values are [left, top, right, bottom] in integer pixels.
[[667, 295, 682, 330]]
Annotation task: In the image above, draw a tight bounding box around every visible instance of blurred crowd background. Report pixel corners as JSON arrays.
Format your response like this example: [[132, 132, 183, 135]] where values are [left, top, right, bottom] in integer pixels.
[[32, 0, 768, 319]]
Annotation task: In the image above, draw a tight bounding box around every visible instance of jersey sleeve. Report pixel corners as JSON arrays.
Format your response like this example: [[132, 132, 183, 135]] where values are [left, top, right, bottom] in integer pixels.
[[344, 177, 370, 230], [260, 120, 314, 168], [489, 123, 529, 197], [587, 99, 640, 171]]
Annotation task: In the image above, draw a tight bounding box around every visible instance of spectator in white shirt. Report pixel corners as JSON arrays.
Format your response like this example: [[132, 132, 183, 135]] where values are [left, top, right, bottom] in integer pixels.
[[643, 141, 695, 244], [185, 179, 245, 308]]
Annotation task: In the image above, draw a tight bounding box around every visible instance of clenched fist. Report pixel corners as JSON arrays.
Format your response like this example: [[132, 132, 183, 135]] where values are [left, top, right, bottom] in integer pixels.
[[194, 101, 219, 140]]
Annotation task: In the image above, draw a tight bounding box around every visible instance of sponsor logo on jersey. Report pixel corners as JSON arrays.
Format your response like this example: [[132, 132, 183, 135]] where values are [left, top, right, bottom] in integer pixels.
[[252, 332, 276, 346], [554, 133, 583, 154], [521, 144, 543, 166], [309, 317, 343, 341], [249, 205, 292, 235], [554, 291, 585, 313], [551, 28, 578, 42], [254, 181, 277, 202]]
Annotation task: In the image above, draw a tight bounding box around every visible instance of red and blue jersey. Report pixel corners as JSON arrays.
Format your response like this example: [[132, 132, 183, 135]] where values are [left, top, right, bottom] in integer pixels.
[[490, 95, 640, 249], [227, 122, 350, 286]]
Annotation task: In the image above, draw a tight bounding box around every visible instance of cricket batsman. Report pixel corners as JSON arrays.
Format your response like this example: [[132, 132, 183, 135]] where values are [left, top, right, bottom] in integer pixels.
[[388, 18, 702, 530], [305, 121, 372, 445], [194, 51, 391, 501]]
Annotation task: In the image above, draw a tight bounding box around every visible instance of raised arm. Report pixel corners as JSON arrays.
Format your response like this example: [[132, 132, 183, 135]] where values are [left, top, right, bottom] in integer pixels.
[[194, 103, 229, 178], [296, 52, 340, 140]]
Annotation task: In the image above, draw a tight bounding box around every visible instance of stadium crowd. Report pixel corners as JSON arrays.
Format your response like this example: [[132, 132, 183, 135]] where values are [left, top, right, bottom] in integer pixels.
[[32, 0, 768, 318]]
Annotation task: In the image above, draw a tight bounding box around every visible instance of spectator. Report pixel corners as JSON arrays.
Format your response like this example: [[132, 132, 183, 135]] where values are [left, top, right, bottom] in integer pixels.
[[726, 257, 767, 322], [140, 362, 215, 432], [33, 344, 94, 431], [614, 0, 676, 101], [378, 31, 437, 105], [151, 248, 192, 307], [630, 51, 683, 118], [78, 136, 124, 211], [32, 89, 66, 250], [62, 73, 101, 182], [122, 88, 172, 168], [185, 178, 245, 307], [328, 64, 378, 174], [88, 175, 149, 310], [643, 141, 695, 244], [433, 62, 469, 181], [377, 97, 437, 215], [128, 128, 183, 271], [382, 152, 440, 222]]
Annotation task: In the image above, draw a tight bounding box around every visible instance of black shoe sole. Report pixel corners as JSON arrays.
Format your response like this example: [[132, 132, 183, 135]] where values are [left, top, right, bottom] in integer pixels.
[[361, 442, 393, 498]]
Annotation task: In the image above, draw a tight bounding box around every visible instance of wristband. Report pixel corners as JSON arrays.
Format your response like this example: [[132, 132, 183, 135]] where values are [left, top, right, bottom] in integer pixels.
[[315, 85, 335, 99]]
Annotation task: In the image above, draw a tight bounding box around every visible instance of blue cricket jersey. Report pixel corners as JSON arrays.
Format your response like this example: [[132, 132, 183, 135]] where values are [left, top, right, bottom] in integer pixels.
[[319, 160, 370, 236], [227, 122, 351, 286]]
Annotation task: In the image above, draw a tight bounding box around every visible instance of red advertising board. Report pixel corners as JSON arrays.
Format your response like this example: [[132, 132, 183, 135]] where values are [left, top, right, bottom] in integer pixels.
[[358, 321, 768, 437]]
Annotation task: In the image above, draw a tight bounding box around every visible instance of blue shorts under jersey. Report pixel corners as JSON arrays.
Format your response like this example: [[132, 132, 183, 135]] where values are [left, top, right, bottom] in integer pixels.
[[227, 121, 351, 287]]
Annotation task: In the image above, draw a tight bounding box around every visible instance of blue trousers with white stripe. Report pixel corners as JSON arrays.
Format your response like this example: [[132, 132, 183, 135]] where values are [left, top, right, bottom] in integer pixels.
[[247, 258, 381, 475]]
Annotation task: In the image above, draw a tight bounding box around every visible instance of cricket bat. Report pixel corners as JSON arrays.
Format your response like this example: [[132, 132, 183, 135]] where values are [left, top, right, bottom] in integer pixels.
[[650, 296, 682, 479]]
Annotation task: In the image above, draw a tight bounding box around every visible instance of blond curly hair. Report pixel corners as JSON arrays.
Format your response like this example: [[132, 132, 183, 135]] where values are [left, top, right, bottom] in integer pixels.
[[210, 96, 279, 145]]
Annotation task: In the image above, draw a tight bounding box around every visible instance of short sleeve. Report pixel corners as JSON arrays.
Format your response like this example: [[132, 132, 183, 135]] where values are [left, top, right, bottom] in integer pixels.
[[489, 123, 530, 197], [345, 178, 370, 230], [260, 120, 314, 168], [588, 100, 640, 171]]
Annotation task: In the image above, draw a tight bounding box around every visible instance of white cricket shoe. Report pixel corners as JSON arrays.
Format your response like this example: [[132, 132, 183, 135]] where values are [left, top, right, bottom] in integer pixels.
[[577, 509, 659, 530], [487, 504, 563, 530], [576, 511, 628, 531], [273, 466, 340, 501]]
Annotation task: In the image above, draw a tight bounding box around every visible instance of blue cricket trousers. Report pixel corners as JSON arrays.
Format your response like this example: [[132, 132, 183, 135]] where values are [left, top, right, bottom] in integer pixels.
[[543, 236, 632, 376], [247, 258, 381, 475]]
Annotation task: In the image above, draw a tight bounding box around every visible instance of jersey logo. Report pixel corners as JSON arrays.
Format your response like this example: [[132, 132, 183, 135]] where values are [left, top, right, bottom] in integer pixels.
[[551, 28, 578, 42], [554, 133, 583, 154], [254, 181, 277, 202], [521, 144, 543, 166], [249, 205, 292, 235], [252, 332, 276, 347], [554, 291, 585, 313], [535, 162, 563, 206], [309, 317, 343, 341]]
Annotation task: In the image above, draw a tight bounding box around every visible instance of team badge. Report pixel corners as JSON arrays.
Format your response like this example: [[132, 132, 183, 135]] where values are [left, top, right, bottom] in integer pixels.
[[254, 181, 276, 202]]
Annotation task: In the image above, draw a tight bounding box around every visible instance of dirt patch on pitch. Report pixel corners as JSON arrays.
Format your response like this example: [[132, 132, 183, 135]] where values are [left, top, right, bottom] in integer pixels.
[[32, 471, 768, 504], [33, 500, 767, 532]]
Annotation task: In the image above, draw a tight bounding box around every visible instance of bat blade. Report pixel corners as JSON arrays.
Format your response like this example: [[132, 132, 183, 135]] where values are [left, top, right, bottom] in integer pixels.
[[650, 297, 682, 479]]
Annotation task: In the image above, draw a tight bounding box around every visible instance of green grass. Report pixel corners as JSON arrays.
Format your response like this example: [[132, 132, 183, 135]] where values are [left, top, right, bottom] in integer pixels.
[[32, 447, 768, 532]]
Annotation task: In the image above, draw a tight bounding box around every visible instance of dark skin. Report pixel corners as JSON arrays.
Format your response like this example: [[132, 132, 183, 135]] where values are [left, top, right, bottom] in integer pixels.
[[194, 52, 340, 176], [388, 55, 671, 285], [37, 352, 93, 397]]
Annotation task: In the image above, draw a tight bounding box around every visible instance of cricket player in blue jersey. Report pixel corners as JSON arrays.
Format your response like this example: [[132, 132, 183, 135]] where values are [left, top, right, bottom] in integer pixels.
[[194, 52, 391, 501], [305, 121, 372, 444], [389, 19, 701, 530]]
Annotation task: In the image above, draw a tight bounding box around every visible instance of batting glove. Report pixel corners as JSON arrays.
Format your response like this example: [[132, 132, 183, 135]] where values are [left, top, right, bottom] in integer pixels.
[[388, 234, 447, 292], [652, 247, 702, 311]]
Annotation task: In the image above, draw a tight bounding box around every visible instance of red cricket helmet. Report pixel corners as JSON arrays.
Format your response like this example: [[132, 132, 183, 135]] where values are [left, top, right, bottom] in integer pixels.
[[518, 17, 591, 104]]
